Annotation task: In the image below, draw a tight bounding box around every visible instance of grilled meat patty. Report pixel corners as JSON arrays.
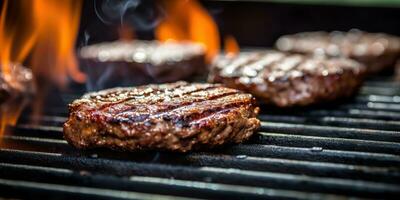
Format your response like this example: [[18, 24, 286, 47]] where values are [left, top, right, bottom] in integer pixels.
[[80, 40, 206, 90], [209, 50, 366, 107], [0, 64, 34, 104], [63, 82, 260, 152], [276, 30, 400, 73]]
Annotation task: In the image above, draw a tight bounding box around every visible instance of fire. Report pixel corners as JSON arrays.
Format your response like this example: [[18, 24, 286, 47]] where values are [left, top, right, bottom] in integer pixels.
[[0, 0, 37, 135], [224, 35, 240, 56], [155, 0, 220, 62], [0, 0, 85, 135], [31, 0, 86, 87], [1, 0, 85, 87], [0, 0, 38, 71]]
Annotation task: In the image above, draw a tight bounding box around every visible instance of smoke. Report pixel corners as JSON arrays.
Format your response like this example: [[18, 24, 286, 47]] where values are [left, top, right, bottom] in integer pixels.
[[94, 0, 161, 31], [79, 0, 166, 92]]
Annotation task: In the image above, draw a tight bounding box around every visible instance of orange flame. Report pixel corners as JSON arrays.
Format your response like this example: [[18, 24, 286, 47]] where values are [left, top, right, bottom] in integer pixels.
[[0, 87, 31, 135], [0, 0, 37, 135], [31, 0, 86, 87], [0, 0, 38, 71], [0, 0, 85, 87], [224, 35, 239, 56], [155, 0, 220, 62], [0, 0, 85, 135]]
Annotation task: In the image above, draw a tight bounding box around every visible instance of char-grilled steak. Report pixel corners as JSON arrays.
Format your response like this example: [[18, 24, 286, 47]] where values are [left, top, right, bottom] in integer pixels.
[[63, 82, 260, 152], [209, 50, 366, 107], [276, 30, 400, 73], [80, 40, 206, 90]]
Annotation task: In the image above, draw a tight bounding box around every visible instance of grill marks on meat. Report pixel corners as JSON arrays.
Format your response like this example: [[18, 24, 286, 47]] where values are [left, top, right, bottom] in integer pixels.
[[63, 82, 260, 152], [276, 30, 400, 73], [209, 50, 366, 107]]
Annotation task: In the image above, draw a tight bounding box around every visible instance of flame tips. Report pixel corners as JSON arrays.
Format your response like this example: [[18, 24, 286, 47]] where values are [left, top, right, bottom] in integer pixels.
[[0, 0, 86, 136], [155, 0, 220, 63], [30, 0, 86, 86], [0, 0, 86, 86], [224, 35, 240, 56]]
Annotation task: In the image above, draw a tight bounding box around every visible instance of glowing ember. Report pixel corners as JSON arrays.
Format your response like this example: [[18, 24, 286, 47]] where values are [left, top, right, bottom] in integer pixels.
[[155, 0, 220, 62]]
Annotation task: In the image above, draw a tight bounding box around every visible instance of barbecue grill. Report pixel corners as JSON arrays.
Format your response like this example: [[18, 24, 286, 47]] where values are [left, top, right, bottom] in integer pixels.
[[1, 0, 400, 199], [0, 74, 399, 199]]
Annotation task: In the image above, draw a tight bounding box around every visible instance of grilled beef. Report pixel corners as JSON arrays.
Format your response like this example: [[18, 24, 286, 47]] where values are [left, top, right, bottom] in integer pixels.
[[276, 30, 400, 73], [80, 40, 206, 90], [63, 82, 260, 152], [209, 50, 366, 107], [0, 64, 34, 104]]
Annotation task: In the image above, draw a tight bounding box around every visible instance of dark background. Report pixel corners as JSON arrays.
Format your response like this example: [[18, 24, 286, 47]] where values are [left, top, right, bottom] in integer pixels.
[[78, 0, 400, 48]]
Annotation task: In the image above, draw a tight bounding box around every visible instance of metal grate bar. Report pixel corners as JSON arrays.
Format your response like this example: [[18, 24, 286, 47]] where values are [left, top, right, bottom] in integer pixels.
[[259, 121, 400, 141], [0, 178, 202, 200], [255, 132, 400, 155], [356, 94, 400, 103], [1, 142, 399, 185], [361, 86, 400, 96], [338, 103, 400, 113], [3, 132, 400, 167], [261, 115, 400, 132], [220, 144, 400, 167], [0, 151, 398, 198]]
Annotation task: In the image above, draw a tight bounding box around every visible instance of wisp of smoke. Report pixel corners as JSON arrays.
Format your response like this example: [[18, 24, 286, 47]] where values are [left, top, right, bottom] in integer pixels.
[[94, 0, 161, 31]]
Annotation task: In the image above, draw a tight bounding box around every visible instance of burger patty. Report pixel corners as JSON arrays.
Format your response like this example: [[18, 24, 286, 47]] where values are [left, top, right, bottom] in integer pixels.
[[276, 30, 400, 73], [0, 64, 34, 104], [63, 82, 260, 152], [209, 50, 366, 107], [80, 40, 206, 89]]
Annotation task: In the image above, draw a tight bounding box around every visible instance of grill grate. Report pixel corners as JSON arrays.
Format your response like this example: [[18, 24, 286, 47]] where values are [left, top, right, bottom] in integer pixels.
[[0, 75, 400, 199]]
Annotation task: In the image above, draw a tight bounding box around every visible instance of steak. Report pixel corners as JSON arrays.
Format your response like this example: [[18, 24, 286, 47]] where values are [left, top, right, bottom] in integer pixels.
[[276, 29, 400, 73], [209, 50, 366, 107], [63, 82, 260, 152], [80, 40, 206, 90]]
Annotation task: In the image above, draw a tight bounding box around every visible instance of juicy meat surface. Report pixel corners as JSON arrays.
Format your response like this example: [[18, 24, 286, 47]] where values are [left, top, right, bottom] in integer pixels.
[[209, 50, 366, 107], [276, 30, 400, 73], [80, 40, 206, 89], [63, 82, 260, 152]]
